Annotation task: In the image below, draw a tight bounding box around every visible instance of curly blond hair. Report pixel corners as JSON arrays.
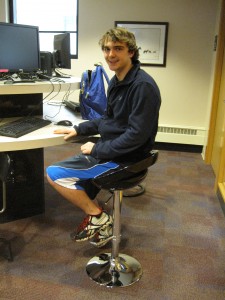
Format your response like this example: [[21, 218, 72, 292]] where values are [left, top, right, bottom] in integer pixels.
[[99, 27, 139, 62]]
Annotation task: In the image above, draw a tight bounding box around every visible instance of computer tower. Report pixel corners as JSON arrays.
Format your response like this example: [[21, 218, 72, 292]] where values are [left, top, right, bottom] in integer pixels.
[[40, 51, 52, 76], [0, 149, 45, 223]]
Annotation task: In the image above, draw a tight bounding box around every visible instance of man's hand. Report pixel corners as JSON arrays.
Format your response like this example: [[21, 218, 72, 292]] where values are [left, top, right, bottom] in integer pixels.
[[53, 128, 77, 141], [81, 142, 95, 154]]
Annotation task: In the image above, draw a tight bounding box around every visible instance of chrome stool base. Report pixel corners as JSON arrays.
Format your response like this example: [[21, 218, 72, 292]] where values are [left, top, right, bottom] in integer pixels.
[[86, 253, 142, 287]]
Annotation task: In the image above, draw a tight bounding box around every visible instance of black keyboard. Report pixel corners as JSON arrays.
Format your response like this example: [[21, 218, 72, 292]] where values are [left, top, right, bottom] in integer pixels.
[[64, 100, 80, 112], [12, 79, 36, 84], [0, 117, 52, 138]]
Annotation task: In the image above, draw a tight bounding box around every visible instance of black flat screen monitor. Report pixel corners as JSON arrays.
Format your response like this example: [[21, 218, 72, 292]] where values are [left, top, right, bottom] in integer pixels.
[[0, 22, 40, 73], [53, 33, 71, 69]]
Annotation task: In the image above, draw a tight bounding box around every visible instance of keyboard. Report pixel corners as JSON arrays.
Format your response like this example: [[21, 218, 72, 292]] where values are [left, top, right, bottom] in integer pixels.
[[37, 73, 52, 80], [0, 117, 52, 138], [4, 79, 36, 85], [64, 100, 80, 112], [12, 79, 36, 84]]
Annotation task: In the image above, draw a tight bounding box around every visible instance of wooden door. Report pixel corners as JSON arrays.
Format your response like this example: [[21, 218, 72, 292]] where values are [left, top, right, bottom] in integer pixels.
[[211, 49, 225, 177], [205, 0, 225, 202]]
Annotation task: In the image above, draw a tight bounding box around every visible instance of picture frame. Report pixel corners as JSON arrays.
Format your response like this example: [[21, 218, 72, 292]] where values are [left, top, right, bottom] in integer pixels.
[[115, 21, 169, 67]]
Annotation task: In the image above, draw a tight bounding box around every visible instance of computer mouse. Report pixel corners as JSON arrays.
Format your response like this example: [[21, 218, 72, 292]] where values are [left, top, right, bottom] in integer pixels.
[[56, 120, 73, 126]]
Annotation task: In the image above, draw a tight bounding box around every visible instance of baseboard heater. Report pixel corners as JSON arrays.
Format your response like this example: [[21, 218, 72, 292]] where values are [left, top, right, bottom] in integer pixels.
[[156, 125, 206, 145]]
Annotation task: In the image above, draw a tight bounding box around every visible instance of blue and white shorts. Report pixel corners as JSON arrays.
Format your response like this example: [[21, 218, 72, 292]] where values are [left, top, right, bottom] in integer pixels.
[[46, 153, 119, 199]]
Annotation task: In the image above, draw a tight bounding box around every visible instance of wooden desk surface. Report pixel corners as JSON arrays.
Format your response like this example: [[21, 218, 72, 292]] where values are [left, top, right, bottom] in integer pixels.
[[0, 77, 80, 95]]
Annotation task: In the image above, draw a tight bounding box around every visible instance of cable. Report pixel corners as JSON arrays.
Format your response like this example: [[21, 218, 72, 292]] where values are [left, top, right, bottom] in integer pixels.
[[54, 68, 71, 78], [43, 82, 75, 120], [62, 83, 72, 102], [43, 100, 65, 120], [43, 81, 69, 120], [42, 81, 55, 101], [43, 81, 62, 103]]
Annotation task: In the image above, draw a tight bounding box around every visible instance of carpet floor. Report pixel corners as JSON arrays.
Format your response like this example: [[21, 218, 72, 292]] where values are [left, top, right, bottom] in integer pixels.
[[0, 143, 225, 300]]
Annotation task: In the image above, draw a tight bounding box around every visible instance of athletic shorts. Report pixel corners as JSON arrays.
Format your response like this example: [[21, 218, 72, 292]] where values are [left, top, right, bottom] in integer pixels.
[[46, 153, 119, 199]]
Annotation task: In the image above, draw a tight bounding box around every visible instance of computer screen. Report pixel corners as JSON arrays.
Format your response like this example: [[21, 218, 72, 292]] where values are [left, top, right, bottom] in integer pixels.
[[0, 22, 40, 73], [53, 33, 71, 69]]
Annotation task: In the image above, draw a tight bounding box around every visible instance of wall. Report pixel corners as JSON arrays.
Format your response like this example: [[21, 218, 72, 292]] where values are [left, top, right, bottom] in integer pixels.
[[74, 0, 220, 145], [0, 0, 221, 146], [0, 0, 8, 22]]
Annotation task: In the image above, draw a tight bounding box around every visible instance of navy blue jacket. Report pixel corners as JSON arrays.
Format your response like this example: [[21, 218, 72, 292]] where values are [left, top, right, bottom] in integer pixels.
[[75, 61, 161, 163]]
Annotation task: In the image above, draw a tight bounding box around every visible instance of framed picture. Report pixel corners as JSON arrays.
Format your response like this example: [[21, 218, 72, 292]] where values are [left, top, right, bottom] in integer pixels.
[[115, 21, 169, 67]]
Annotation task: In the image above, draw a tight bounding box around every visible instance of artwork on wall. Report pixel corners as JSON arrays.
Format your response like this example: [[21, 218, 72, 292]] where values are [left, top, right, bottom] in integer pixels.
[[115, 21, 169, 67]]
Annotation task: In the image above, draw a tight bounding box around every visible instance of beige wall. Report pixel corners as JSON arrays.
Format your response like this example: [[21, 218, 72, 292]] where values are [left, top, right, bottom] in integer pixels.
[[0, 0, 8, 22], [74, 0, 220, 144], [0, 0, 221, 146]]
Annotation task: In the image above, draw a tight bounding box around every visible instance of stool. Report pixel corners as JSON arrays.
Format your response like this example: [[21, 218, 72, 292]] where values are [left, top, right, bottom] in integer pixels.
[[86, 150, 158, 287], [0, 153, 13, 262]]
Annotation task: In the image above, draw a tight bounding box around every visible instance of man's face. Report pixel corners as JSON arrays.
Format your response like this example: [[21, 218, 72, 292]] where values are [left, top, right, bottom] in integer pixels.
[[102, 40, 134, 80]]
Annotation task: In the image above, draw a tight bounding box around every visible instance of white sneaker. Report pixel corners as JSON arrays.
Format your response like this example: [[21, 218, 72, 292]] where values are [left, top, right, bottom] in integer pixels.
[[70, 211, 112, 242], [90, 224, 113, 248]]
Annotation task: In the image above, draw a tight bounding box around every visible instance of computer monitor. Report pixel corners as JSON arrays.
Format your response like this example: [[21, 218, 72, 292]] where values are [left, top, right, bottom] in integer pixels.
[[0, 22, 40, 73], [53, 33, 71, 69]]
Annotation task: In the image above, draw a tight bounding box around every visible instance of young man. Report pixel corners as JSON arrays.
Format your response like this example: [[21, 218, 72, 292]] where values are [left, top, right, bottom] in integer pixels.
[[46, 27, 161, 247]]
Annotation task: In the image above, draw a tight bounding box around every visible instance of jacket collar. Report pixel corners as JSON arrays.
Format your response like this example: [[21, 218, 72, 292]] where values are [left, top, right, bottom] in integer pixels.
[[111, 60, 141, 87]]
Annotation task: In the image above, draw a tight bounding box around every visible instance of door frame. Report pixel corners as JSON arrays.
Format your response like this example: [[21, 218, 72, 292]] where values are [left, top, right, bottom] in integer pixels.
[[205, 0, 225, 164], [205, 0, 225, 201]]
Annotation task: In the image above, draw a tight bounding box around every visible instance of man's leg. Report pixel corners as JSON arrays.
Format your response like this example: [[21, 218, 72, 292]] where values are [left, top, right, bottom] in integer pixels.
[[46, 155, 119, 242], [47, 175, 101, 215], [47, 175, 112, 242]]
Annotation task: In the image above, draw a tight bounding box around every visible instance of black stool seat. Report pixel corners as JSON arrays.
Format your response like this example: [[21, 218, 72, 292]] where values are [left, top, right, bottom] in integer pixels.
[[92, 150, 158, 190], [95, 169, 148, 191], [86, 150, 158, 287]]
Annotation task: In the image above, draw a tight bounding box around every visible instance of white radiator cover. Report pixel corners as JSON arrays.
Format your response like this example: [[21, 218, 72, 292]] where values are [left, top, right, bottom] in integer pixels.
[[156, 125, 206, 145]]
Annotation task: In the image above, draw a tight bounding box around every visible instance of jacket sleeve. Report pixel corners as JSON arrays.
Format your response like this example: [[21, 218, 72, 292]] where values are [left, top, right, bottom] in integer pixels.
[[91, 82, 160, 160], [74, 118, 101, 136]]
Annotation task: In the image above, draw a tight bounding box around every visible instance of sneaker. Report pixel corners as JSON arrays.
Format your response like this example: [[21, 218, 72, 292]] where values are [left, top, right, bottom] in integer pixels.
[[90, 224, 113, 248], [70, 210, 112, 242]]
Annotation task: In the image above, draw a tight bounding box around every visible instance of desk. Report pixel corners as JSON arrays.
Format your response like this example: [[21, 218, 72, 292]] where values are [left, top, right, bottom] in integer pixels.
[[0, 78, 81, 223], [0, 77, 80, 95]]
